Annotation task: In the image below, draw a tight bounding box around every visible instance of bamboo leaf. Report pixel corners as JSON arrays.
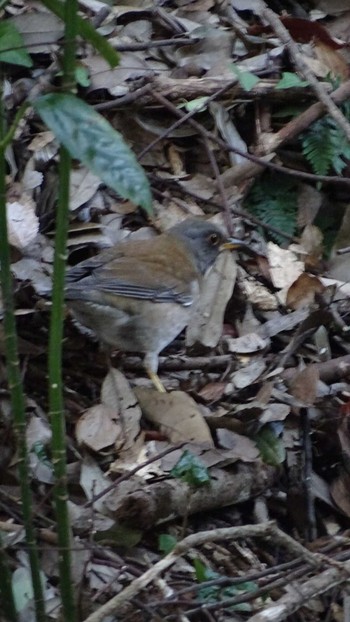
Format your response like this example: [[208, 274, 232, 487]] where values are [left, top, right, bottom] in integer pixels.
[[0, 21, 32, 67], [34, 93, 153, 213]]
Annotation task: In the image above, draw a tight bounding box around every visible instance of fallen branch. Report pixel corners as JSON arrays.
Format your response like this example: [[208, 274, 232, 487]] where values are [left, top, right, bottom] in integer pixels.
[[82, 521, 332, 622]]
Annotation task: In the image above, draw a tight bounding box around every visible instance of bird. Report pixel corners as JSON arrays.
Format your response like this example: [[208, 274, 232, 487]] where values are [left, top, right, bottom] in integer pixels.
[[65, 218, 243, 391]]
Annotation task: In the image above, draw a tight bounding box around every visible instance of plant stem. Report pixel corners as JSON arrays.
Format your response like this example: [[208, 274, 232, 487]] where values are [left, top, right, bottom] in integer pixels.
[[0, 76, 46, 620], [0, 533, 18, 621], [48, 1, 78, 620]]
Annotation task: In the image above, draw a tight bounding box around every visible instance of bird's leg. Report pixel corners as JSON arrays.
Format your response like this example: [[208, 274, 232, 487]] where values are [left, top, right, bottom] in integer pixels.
[[147, 370, 166, 393], [144, 352, 166, 392]]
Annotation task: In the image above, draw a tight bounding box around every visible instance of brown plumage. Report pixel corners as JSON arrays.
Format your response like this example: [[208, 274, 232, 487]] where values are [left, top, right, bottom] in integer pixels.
[[65, 218, 240, 390]]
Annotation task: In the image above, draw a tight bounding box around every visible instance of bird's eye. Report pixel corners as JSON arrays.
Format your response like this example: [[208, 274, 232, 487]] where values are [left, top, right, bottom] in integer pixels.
[[208, 233, 219, 245]]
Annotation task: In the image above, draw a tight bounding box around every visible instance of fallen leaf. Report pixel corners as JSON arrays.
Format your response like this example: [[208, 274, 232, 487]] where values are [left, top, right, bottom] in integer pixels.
[[7, 199, 39, 249], [267, 242, 304, 291], [288, 364, 320, 406], [226, 333, 268, 354], [101, 369, 142, 453], [286, 273, 325, 310], [135, 388, 214, 445], [187, 250, 237, 348], [76, 404, 122, 451]]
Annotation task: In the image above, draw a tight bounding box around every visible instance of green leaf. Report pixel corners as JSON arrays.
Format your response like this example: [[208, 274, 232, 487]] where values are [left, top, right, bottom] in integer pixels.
[[0, 21, 32, 67], [193, 559, 257, 610], [244, 174, 298, 244], [31, 441, 52, 470], [159, 534, 177, 554], [194, 558, 218, 582], [179, 96, 209, 113], [230, 64, 260, 92], [171, 450, 210, 486], [40, 0, 119, 68], [34, 93, 153, 213], [254, 426, 286, 466], [75, 64, 90, 87], [275, 72, 308, 90]]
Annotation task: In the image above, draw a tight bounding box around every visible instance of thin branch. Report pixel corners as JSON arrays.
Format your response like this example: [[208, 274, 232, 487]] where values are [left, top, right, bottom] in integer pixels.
[[256, 1, 350, 142], [81, 522, 330, 622]]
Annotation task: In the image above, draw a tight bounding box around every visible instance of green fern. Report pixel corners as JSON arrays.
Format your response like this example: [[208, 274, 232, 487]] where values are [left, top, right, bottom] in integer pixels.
[[302, 119, 336, 175], [244, 176, 298, 244], [302, 115, 350, 176]]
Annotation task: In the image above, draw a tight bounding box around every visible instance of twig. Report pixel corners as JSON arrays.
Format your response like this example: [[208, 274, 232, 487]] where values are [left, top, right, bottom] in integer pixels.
[[150, 89, 350, 187], [152, 185, 298, 242], [122, 354, 233, 372], [137, 79, 238, 162], [256, 1, 350, 142], [83, 442, 186, 508], [257, 79, 350, 155], [81, 522, 328, 622], [282, 354, 350, 384], [301, 409, 317, 541], [247, 559, 350, 622], [114, 37, 199, 52], [202, 135, 232, 234]]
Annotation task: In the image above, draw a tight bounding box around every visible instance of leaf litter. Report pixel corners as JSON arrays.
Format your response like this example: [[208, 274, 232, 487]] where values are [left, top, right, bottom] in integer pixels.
[[3, 0, 350, 619]]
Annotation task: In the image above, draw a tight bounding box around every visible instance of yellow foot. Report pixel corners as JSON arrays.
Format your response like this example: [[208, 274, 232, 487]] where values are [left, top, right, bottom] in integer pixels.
[[148, 370, 166, 392]]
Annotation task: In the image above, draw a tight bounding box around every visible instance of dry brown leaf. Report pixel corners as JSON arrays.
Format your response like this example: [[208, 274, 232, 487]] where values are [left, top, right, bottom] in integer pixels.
[[216, 429, 259, 461], [240, 276, 278, 311], [69, 166, 101, 211], [299, 224, 324, 271], [76, 404, 122, 451], [288, 364, 320, 406], [186, 250, 237, 348], [135, 388, 214, 445], [230, 357, 266, 389], [286, 273, 325, 310], [197, 382, 226, 402], [80, 455, 114, 513], [297, 184, 322, 228], [101, 369, 142, 453], [267, 242, 304, 292], [314, 39, 349, 80], [226, 332, 268, 354]]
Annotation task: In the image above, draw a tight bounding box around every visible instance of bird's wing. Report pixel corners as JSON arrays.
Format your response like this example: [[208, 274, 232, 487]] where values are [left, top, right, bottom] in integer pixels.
[[65, 242, 198, 306]]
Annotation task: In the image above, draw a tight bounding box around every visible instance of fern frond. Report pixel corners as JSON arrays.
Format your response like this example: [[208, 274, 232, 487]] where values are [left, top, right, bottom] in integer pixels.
[[302, 116, 350, 176], [244, 176, 298, 244], [302, 120, 336, 176]]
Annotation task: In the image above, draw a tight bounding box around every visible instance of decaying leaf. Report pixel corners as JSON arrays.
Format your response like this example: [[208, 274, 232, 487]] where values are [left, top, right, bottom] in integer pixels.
[[135, 388, 214, 445], [186, 250, 238, 348], [286, 273, 325, 310], [76, 404, 122, 451], [7, 198, 39, 249], [288, 364, 320, 406]]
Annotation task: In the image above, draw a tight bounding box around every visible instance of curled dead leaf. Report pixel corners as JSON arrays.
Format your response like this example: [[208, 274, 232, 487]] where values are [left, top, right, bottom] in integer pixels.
[[76, 404, 122, 451], [286, 273, 325, 310]]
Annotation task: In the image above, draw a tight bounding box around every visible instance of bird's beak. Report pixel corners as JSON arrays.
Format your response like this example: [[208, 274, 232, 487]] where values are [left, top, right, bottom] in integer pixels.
[[220, 237, 249, 252]]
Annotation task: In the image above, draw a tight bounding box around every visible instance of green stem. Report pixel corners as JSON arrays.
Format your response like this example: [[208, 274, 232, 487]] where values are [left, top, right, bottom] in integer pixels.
[[48, 1, 78, 620], [0, 533, 17, 621], [0, 78, 45, 620], [0, 101, 29, 150]]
